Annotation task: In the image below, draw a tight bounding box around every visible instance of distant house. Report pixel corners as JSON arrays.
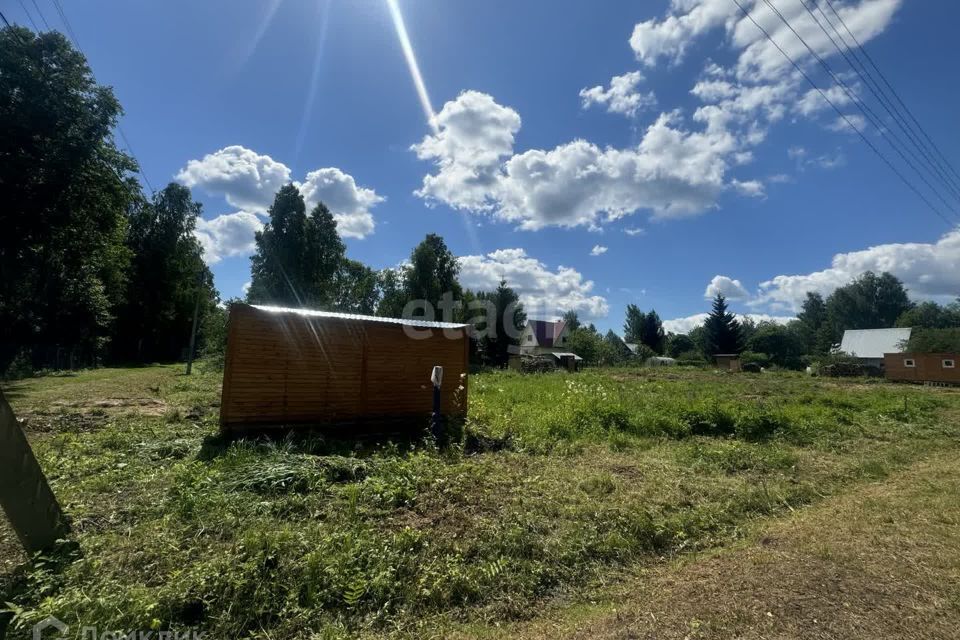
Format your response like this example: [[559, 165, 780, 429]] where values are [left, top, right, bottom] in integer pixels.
[[839, 328, 912, 369], [519, 319, 582, 370], [885, 352, 959, 384], [519, 319, 571, 356]]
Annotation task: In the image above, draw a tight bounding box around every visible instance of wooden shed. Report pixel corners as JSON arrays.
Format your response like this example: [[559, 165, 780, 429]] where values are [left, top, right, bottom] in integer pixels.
[[884, 352, 960, 385], [220, 304, 469, 433], [714, 354, 742, 372]]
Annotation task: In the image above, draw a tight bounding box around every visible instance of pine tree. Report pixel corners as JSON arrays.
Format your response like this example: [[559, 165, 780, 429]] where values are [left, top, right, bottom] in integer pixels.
[[640, 309, 666, 354], [247, 186, 347, 308], [703, 294, 744, 355]]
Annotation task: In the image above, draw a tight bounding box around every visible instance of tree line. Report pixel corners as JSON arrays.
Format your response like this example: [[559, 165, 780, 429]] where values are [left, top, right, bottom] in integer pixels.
[[0, 27, 529, 375], [4, 27, 958, 377]]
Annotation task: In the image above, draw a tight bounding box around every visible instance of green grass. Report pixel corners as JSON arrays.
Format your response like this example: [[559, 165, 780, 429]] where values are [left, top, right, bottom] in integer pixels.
[[1, 365, 958, 639]]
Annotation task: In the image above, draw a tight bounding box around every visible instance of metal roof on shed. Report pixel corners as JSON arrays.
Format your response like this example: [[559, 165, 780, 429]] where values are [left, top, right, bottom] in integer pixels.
[[839, 328, 911, 358], [249, 305, 468, 329]]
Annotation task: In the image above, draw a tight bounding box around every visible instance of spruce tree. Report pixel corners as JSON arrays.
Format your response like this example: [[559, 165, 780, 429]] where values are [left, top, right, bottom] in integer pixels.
[[703, 293, 744, 355]]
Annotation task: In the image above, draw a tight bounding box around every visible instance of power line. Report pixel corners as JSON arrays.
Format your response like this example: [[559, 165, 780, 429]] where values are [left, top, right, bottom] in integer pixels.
[[17, 0, 39, 31], [821, 0, 960, 189], [0, 10, 11, 27], [30, 0, 50, 31], [729, 0, 956, 228], [48, 0, 155, 195], [758, 0, 960, 222], [799, 0, 960, 203]]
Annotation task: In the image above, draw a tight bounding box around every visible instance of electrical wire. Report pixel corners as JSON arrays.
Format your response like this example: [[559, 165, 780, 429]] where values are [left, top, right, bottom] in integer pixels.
[[798, 0, 960, 202], [30, 0, 50, 30], [48, 0, 156, 195], [17, 0, 39, 31], [730, 0, 956, 228], [822, 0, 960, 188]]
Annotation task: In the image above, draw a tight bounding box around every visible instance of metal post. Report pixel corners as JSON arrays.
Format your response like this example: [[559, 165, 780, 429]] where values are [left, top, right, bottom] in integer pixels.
[[431, 366, 443, 439], [185, 272, 204, 375], [0, 390, 69, 553]]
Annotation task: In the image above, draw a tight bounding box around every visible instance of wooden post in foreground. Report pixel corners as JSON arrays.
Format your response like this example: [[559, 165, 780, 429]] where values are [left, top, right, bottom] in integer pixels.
[[0, 389, 69, 553]]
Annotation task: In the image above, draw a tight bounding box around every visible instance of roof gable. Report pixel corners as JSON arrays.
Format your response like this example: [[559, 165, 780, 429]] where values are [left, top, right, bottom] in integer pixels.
[[528, 319, 566, 347]]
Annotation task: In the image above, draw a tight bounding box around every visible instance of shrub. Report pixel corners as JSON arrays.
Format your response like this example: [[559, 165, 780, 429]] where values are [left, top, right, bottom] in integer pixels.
[[740, 350, 771, 368]]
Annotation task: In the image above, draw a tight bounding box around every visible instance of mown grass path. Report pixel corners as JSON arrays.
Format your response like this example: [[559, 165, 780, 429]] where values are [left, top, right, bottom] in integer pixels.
[[470, 450, 960, 639]]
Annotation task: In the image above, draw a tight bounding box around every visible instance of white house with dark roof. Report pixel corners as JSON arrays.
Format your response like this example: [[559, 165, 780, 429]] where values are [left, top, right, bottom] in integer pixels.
[[519, 319, 571, 356], [518, 318, 583, 370]]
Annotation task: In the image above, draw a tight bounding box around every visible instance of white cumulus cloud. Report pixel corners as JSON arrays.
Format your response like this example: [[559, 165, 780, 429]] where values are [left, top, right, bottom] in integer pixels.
[[459, 248, 609, 317], [414, 92, 745, 230], [412, 90, 521, 211], [177, 145, 383, 238], [704, 275, 750, 300], [299, 168, 383, 239], [176, 146, 291, 213], [194, 211, 263, 265], [753, 229, 960, 312], [590, 245, 609, 256], [663, 312, 794, 334], [580, 71, 656, 117]]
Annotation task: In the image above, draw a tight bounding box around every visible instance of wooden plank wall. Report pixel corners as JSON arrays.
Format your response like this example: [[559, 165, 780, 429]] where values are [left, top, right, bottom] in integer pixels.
[[220, 305, 468, 430], [884, 352, 960, 383]]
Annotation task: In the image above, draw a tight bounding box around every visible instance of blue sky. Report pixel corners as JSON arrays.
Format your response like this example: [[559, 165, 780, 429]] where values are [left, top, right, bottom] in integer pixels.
[[13, 0, 960, 333]]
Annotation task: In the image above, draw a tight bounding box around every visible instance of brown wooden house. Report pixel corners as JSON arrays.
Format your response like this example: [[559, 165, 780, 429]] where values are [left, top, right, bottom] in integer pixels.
[[220, 304, 469, 433], [884, 352, 960, 385]]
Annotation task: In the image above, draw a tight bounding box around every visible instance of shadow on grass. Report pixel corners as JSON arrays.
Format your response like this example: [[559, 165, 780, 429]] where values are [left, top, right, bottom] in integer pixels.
[[195, 417, 502, 461]]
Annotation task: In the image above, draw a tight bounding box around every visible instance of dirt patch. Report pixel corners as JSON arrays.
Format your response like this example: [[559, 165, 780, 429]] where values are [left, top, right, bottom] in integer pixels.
[[17, 411, 106, 434], [51, 397, 169, 416]]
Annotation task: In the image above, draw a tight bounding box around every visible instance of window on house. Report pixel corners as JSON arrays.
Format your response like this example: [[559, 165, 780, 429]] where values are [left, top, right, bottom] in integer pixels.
[[526, 335, 533, 342], [943, 359, 956, 369], [904, 359, 916, 368]]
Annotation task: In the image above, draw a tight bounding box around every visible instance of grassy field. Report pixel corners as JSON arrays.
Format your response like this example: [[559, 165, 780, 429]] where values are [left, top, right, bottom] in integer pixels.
[[1, 364, 959, 639]]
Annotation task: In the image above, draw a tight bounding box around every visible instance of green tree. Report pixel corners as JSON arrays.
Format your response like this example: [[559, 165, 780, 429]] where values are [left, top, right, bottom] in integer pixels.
[[896, 301, 960, 329], [476, 280, 526, 367], [640, 309, 666, 354], [666, 333, 695, 358], [1, 27, 139, 372], [822, 271, 913, 346], [403, 233, 462, 319], [247, 185, 310, 305], [906, 328, 960, 353], [561, 310, 581, 332], [112, 183, 216, 362], [335, 259, 378, 314], [623, 304, 645, 344], [565, 326, 605, 366], [247, 187, 350, 309], [375, 268, 407, 318], [796, 292, 829, 355], [747, 321, 804, 369], [703, 294, 744, 355], [603, 330, 633, 364], [624, 305, 665, 353]]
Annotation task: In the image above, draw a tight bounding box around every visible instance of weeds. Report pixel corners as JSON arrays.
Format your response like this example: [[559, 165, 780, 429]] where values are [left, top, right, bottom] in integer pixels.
[[1, 365, 958, 639]]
